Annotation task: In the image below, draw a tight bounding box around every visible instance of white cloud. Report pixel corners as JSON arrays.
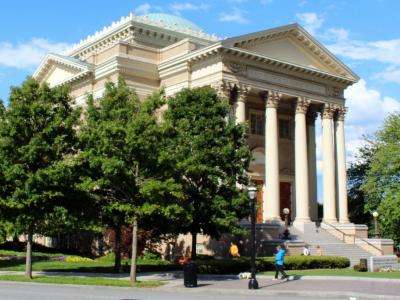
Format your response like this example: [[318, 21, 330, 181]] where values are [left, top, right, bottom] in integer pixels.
[[0, 38, 71, 70], [295, 12, 324, 36], [328, 38, 400, 66], [344, 79, 400, 161], [170, 2, 209, 15], [374, 67, 400, 84], [134, 3, 152, 15], [314, 79, 400, 168], [219, 7, 250, 24]]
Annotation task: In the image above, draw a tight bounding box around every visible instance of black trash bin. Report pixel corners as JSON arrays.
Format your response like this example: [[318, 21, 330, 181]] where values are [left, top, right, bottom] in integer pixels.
[[360, 258, 368, 271], [183, 261, 197, 287]]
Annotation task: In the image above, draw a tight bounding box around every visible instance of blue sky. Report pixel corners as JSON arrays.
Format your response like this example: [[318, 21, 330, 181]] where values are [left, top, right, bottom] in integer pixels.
[[1, 0, 400, 201]]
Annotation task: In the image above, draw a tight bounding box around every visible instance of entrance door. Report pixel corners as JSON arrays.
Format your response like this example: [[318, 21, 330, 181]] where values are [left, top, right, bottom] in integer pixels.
[[253, 180, 264, 223], [280, 182, 292, 221]]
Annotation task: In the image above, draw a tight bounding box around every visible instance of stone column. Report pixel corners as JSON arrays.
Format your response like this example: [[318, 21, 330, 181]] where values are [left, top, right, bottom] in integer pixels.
[[321, 104, 337, 223], [335, 107, 350, 223], [235, 85, 249, 124], [263, 91, 281, 222], [294, 97, 311, 225], [307, 111, 319, 222]]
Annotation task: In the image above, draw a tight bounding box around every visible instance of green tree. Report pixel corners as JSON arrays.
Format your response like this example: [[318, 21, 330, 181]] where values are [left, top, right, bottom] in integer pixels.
[[163, 87, 251, 260], [361, 113, 400, 243], [79, 79, 185, 283], [347, 144, 375, 227], [0, 78, 83, 279]]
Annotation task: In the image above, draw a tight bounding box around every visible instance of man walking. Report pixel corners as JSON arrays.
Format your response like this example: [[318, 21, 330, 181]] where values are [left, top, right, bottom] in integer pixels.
[[274, 244, 288, 281]]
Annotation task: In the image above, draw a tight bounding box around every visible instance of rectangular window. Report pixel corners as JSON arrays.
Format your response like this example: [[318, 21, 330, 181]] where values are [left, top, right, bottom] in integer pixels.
[[279, 119, 292, 140], [250, 111, 265, 136]]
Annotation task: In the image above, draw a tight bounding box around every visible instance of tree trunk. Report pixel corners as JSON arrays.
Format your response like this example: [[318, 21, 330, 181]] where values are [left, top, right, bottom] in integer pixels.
[[114, 226, 122, 273], [25, 229, 33, 280], [191, 230, 197, 261], [129, 218, 138, 284]]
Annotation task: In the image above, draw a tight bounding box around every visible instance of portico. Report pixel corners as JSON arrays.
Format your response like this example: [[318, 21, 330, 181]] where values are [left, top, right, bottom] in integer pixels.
[[33, 12, 359, 232], [216, 81, 351, 228]]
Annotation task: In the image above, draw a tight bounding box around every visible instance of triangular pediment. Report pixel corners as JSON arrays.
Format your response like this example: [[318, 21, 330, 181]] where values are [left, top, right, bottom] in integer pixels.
[[33, 53, 94, 87], [223, 24, 358, 82]]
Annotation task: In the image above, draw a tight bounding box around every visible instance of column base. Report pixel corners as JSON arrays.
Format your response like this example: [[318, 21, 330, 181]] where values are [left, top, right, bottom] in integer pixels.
[[322, 218, 338, 224], [292, 220, 315, 233], [263, 217, 284, 225], [339, 219, 350, 224]]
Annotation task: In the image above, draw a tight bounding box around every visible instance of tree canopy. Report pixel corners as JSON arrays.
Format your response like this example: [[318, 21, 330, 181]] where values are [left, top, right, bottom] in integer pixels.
[[162, 87, 251, 259], [347, 112, 400, 243], [78, 79, 185, 281], [0, 78, 86, 278]]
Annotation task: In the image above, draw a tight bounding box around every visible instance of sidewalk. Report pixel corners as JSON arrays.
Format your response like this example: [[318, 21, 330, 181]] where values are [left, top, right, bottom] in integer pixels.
[[1, 271, 400, 300]]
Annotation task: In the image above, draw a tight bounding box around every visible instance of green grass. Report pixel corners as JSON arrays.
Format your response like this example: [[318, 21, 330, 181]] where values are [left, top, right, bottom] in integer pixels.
[[0, 250, 66, 257], [260, 268, 400, 279], [0, 274, 166, 287], [0, 250, 179, 273]]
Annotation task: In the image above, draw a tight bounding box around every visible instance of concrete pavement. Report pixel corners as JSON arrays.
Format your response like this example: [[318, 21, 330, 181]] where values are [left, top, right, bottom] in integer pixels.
[[1, 271, 400, 300]]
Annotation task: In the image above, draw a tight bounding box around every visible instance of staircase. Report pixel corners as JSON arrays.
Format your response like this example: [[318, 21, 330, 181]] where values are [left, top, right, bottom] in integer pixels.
[[289, 225, 372, 266]]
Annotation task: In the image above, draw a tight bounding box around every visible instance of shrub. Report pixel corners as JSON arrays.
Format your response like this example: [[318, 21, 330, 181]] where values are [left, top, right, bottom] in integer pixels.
[[353, 264, 368, 272], [65, 256, 94, 263], [141, 252, 161, 261], [194, 256, 350, 274], [196, 254, 215, 261]]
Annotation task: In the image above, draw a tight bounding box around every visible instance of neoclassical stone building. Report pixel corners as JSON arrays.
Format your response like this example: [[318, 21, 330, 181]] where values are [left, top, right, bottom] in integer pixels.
[[34, 13, 393, 258]]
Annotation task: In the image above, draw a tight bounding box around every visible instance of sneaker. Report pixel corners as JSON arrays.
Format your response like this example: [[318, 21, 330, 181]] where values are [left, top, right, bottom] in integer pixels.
[[282, 278, 288, 282], [272, 278, 279, 281]]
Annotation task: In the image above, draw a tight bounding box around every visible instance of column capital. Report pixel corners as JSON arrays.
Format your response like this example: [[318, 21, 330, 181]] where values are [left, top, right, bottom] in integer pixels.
[[321, 104, 335, 119], [211, 80, 230, 98], [295, 97, 311, 114], [336, 106, 348, 121], [237, 84, 251, 103], [262, 90, 282, 108]]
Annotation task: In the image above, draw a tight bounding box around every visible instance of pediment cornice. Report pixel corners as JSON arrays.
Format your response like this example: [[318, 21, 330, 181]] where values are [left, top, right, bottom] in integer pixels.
[[221, 23, 359, 82], [159, 43, 357, 86], [33, 53, 94, 86]]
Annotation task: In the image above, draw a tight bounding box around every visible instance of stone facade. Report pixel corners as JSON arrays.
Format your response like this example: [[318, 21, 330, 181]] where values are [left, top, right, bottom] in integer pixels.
[[34, 13, 373, 257]]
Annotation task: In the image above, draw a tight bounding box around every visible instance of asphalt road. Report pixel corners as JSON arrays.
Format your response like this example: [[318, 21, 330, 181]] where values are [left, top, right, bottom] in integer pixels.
[[0, 282, 347, 300]]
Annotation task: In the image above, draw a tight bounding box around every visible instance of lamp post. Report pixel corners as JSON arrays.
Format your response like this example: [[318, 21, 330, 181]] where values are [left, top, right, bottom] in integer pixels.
[[283, 208, 290, 240], [247, 186, 258, 290], [372, 211, 380, 239]]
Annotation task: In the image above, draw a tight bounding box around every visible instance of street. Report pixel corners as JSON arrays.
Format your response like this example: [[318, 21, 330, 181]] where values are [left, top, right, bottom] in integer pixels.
[[0, 282, 346, 300]]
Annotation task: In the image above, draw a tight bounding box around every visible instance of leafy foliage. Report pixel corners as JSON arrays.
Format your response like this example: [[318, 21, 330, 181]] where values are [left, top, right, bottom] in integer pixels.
[[78, 78, 185, 279], [0, 78, 89, 278], [0, 78, 85, 236], [162, 87, 251, 258], [348, 113, 400, 243]]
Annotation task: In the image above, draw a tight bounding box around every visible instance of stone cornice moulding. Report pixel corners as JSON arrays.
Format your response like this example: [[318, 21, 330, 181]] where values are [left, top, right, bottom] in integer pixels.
[[159, 43, 356, 87], [222, 23, 359, 83], [33, 53, 94, 83], [95, 56, 159, 81], [68, 13, 219, 59]]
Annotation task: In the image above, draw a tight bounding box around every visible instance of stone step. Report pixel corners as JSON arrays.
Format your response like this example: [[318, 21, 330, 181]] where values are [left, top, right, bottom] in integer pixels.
[[289, 225, 372, 266]]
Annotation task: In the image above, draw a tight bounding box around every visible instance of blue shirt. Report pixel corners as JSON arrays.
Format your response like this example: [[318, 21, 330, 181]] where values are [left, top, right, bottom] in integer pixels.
[[275, 249, 286, 265]]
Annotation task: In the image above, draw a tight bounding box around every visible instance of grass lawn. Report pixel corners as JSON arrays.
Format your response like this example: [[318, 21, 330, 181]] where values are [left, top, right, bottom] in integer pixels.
[[0, 249, 66, 257], [0, 250, 178, 273], [260, 269, 400, 279], [0, 274, 166, 287]]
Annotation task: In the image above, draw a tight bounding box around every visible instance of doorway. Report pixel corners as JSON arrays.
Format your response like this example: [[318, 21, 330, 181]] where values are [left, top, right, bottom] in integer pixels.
[[280, 182, 292, 221]]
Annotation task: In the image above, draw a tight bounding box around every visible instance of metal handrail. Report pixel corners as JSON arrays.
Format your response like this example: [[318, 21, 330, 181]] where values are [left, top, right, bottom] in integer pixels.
[[357, 238, 384, 256], [323, 222, 384, 255], [322, 222, 355, 243]]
